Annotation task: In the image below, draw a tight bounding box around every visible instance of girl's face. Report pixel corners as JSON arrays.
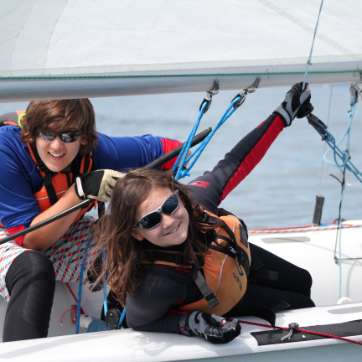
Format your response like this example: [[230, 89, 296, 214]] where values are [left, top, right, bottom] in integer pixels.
[[132, 187, 189, 247]]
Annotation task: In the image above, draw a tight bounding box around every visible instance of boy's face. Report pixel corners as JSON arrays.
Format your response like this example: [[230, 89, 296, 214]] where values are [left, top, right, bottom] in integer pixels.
[[35, 129, 85, 172]]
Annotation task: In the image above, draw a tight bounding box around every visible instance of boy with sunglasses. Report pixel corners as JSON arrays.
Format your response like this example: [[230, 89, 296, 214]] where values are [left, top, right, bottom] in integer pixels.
[[0, 99, 181, 342]]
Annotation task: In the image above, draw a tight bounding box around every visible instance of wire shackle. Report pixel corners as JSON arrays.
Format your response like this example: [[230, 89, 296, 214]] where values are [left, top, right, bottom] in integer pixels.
[[231, 77, 260, 109], [199, 80, 220, 113]]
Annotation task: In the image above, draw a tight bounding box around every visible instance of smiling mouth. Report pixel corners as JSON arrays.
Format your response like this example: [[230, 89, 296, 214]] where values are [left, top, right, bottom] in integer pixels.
[[164, 222, 180, 236], [49, 152, 65, 158]]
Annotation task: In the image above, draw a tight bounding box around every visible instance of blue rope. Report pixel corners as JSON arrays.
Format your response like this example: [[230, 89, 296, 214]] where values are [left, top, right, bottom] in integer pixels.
[[118, 307, 127, 328], [321, 105, 362, 183], [174, 94, 244, 180], [102, 281, 127, 329], [102, 283, 108, 318], [326, 85, 361, 299], [320, 133, 362, 183], [75, 238, 92, 334], [180, 95, 243, 177], [173, 78, 258, 180], [173, 100, 209, 180], [98, 248, 127, 330]]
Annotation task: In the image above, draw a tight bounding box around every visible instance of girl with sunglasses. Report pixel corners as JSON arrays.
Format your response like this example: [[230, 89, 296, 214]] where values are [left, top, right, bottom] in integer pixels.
[[92, 83, 315, 344], [0, 99, 183, 342]]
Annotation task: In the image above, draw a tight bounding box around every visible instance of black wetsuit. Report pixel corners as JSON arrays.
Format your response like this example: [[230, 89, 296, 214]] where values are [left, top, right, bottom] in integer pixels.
[[125, 113, 314, 333]]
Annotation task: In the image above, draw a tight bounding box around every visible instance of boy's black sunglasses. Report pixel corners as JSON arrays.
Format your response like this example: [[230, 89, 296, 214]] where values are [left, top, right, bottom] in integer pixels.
[[136, 191, 180, 230], [38, 130, 81, 143]]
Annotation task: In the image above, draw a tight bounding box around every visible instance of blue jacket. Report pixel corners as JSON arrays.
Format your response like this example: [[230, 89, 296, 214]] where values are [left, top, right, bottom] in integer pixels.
[[0, 126, 176, 228]]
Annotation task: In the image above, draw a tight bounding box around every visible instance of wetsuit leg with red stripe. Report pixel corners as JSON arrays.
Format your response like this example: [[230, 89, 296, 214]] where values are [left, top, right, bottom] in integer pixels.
[[187, 113, 285, 211]]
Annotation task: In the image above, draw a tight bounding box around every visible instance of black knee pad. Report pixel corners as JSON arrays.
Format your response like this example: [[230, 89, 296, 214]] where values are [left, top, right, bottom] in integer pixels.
[[5, 250, 55, 294], [3, 251, 56, 341], [301, 268, 313, 290], [291, 266, 313, 294]]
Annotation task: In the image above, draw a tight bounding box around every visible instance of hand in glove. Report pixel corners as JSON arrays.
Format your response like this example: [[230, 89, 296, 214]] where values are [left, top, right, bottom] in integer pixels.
[[179, 311, 241, 344], [275, 82, 314, 126], [75, 169, 125, 203]]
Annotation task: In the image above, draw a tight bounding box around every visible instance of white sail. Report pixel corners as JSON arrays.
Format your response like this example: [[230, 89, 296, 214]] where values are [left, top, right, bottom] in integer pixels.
[[0, 0, 362, 100]]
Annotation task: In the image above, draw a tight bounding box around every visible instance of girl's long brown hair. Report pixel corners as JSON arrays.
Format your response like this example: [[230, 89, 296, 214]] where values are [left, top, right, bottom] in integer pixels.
[[91, 168, 211, 305]]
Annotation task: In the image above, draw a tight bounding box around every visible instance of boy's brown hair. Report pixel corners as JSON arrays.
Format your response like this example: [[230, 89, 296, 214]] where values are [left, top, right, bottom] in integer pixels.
[[21, 99, 97, 154]]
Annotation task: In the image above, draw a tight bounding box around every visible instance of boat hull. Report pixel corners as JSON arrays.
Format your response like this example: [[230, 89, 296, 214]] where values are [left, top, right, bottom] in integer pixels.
[[1, 220, 362, 361], [0, 303, 361, 361]]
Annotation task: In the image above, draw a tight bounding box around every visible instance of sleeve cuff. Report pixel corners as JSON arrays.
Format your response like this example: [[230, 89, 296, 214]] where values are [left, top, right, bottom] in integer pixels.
[[75, 176, 85, 199]]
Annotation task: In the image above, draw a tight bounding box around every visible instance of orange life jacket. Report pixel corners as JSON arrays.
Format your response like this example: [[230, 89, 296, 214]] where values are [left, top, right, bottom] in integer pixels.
[[26, 144, 94, 219], [144, 211, 251, 316], [0, 112, 95, 219]]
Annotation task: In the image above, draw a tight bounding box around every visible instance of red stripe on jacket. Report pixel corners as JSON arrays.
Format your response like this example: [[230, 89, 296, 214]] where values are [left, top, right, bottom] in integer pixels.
[[160, 138, 182, 170], [5, 225, 26, 246], [220, 115, 285, 201]]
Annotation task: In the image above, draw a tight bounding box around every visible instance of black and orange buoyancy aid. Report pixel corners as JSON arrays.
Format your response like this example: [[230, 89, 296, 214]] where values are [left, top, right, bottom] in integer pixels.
[[26, 144, 94, 217], [0, 111, 95, 219], [143, 211, 251, 316]]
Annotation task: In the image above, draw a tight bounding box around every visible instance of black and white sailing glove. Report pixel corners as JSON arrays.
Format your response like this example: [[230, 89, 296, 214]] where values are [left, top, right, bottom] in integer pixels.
[[275, 82, 314, 126], [75, 169, 125, 203], [179, 311, 241, 344]]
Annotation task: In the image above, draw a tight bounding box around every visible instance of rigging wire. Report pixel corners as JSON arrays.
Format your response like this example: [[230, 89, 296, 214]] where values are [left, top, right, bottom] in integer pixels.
[[302, 0, 325, 227], [300, 0, 362, 299], [303, 0, 325, 83], [333, 84, 361, 300], [300, 0, 356, 300], [318, 85, 333, 191], [306, 86, 362, 300], [312, 85, 333, 226]]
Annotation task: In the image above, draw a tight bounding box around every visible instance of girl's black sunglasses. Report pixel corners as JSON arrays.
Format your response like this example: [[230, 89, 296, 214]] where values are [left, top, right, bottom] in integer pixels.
[[136, 191, 180, 230]]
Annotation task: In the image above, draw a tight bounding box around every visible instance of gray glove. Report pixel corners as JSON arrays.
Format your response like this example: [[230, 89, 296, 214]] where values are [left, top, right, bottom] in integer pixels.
[[179, 311, 241, 344], [75, 169, 125, 202], [275, 82, 314, 126]]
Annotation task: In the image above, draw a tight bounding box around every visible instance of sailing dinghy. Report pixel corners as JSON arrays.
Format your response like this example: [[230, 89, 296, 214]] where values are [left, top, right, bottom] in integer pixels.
[[1, 0, 362, 359]]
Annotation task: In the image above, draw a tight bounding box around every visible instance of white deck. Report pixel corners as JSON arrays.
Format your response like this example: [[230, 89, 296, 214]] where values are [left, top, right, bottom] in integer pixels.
[[250, 220, 362, 306]]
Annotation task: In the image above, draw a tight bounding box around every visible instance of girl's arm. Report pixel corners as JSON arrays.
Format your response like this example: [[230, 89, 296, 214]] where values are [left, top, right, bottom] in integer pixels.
[[187, 113, 285, 212]]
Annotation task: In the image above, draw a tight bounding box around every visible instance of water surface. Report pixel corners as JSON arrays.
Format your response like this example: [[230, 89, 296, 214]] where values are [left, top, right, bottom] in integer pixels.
[[2, 84, 361, 228]]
